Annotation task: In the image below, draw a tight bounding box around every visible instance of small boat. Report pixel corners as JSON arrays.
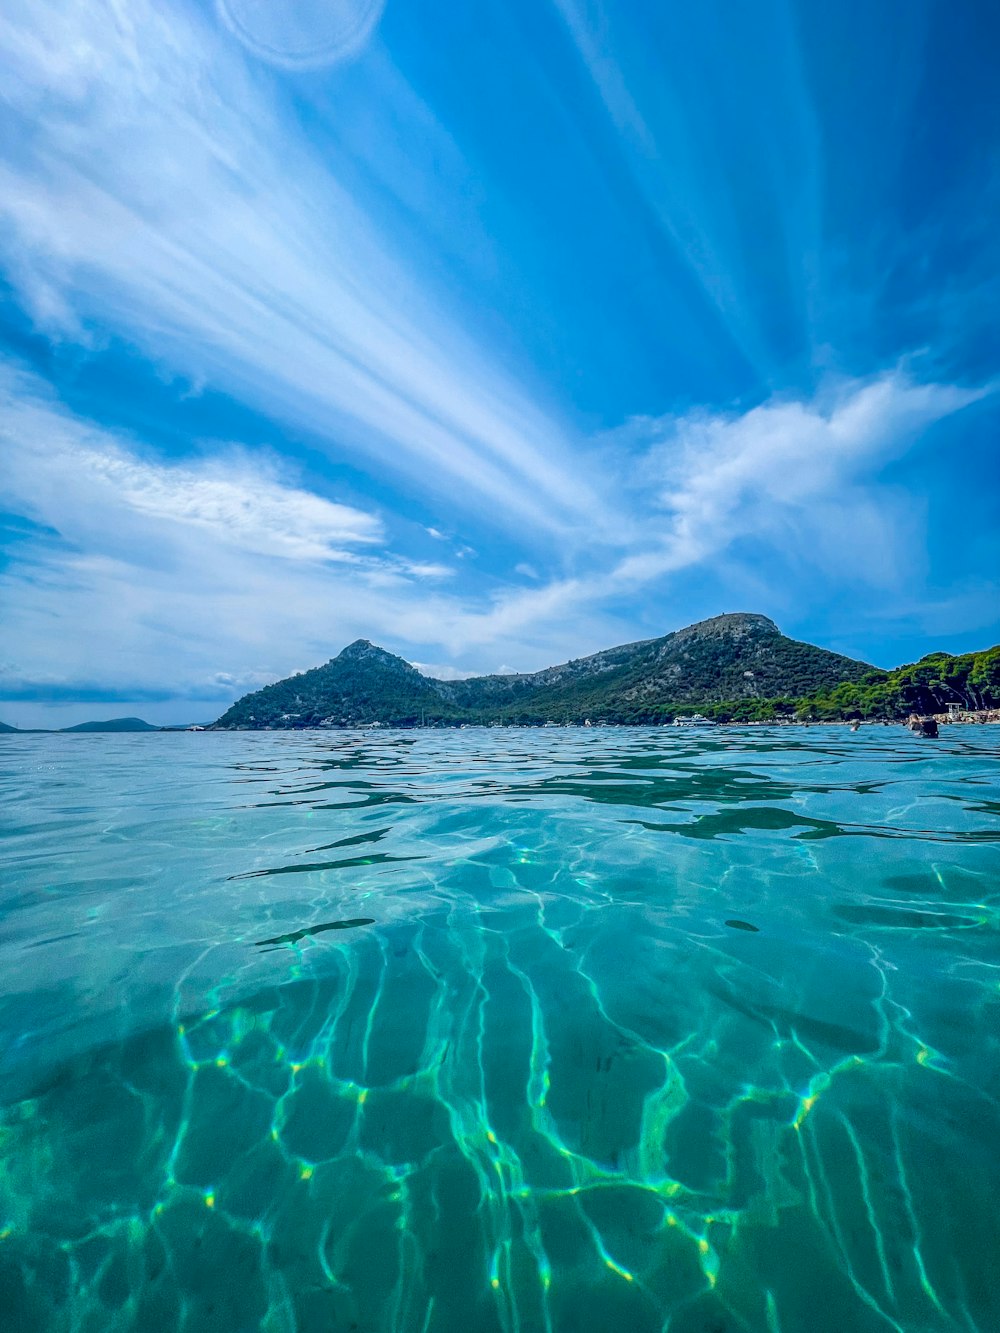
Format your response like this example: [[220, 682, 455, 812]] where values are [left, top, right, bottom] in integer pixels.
[[673, 713, 714, 727]]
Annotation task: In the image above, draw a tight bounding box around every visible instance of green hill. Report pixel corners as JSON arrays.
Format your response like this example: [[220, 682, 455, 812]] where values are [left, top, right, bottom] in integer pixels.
[[213, 614, 875, 728], [214, 640, 463, 729], [786, 644, 1000, 722], [61, 717, 160, 733], [437, 613, 870, 723]]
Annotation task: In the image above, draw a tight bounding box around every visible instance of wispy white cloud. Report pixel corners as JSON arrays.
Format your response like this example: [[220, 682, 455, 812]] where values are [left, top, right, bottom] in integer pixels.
[[0, 368, 492, 712], [408, 662, 472, 682], [0, 365, 614, 722], [97, 455, 381, 562], [399, 562, 454, 580], [419, 372, 986, 650], [0, 366, 986, 725], [613, 372, 984, 585], [551, 0, 822, 374], [0, 369, 383, 563], [852, 581, 1000, 637], [0, 0, 613, 543]]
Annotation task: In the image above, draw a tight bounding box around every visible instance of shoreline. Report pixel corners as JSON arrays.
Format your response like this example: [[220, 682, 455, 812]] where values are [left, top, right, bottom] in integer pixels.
[[4, 713, 1000, 735]]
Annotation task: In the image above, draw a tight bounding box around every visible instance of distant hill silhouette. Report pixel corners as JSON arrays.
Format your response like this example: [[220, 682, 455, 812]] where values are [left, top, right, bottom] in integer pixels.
[[61, 717, 160, 733]]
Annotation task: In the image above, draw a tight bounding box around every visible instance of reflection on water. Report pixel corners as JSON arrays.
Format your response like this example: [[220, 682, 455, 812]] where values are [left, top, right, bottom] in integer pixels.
[[1, 727, 999, 1331], [255, 918, 376, 949]]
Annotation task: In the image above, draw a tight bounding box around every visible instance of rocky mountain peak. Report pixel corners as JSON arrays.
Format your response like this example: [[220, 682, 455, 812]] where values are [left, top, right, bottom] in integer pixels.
[[678, 613, 780, 638], [338, 638, 393, 661], [335, 639, 419, 674]]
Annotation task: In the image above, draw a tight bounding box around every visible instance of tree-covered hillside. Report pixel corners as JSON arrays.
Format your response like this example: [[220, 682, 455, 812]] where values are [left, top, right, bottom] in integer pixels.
[[794, 645, 1000, 720], [696, 644, 1000, 722], [212, 615, 876, 728], [213, 640, 468, 728]]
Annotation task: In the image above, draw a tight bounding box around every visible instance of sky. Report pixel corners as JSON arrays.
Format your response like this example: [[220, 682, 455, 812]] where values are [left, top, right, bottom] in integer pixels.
[[1, 0, 998, 727]]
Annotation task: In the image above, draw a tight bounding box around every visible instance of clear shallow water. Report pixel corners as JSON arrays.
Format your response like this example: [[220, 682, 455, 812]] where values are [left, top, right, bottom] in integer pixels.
[[1, 727, 999, 1333]]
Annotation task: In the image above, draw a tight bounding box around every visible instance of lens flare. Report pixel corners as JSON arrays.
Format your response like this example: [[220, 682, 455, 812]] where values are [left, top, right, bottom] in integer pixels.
[[217, 0, 386, 69]]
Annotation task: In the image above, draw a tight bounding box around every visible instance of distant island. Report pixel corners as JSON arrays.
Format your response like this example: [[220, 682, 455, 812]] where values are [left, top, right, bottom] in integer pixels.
[[211, 612, 1000, 729], [0, 717, 206, 735], [61, 717, 161, 734]]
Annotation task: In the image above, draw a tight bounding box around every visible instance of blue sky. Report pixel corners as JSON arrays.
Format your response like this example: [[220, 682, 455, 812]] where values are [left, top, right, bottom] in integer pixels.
[[1, 0, 998, 727]]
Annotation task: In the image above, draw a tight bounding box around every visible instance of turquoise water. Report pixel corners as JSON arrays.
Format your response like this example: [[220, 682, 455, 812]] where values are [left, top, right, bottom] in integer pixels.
[[1, 727, 999, 1333]]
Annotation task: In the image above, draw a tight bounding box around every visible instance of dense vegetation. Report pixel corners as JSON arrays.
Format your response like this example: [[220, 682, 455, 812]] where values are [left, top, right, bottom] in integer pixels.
[[212, 615, 1000, 731], [439, 618, 872, 724], [706, 645, 1000, 723], [214, 615, 879, 728], [213, 641, 468, 729]]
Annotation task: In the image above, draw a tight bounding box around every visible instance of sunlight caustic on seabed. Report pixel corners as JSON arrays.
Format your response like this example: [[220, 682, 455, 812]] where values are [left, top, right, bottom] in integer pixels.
[[1, 727, 998, 1331]]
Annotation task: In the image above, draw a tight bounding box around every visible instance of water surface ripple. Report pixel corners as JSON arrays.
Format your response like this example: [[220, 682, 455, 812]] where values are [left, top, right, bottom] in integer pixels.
[[1, 727, 999, 1332]]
